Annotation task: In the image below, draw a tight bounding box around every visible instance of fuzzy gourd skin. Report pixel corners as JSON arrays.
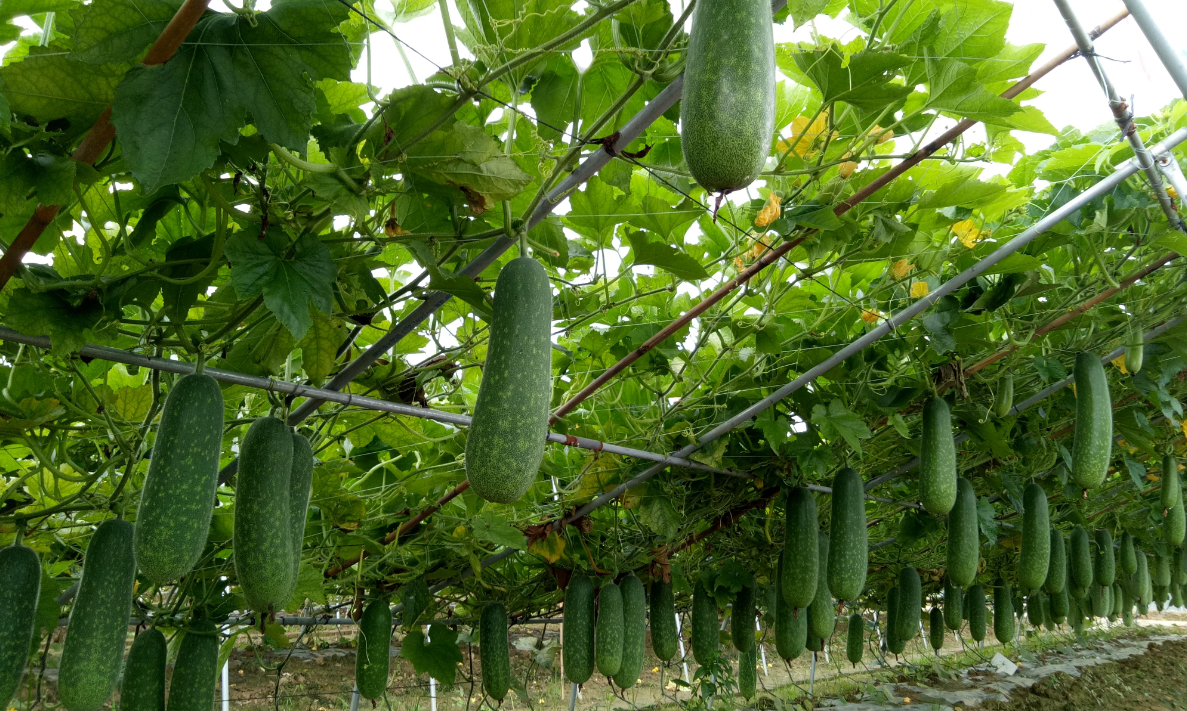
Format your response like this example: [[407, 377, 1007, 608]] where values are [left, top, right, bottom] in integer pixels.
[[1044, 531, 1066, 594], [947, 477, 979, 587], [119, 629, 166, 711], [166, 621, 220, 711], [285, 431, 314, 602], [134, 373, 224, 584], [895, 567, 921, 642], [234, 417, 295, 612], [480, 603, 510, 702], [928, 607, 945, 651], [920, 397, 957, 514], [828, 468, 868, 601], [732, 585, 756, 653], [1071, 352, 1112, 489], [679, 0, 775, 193], [1069, 526, 1094, 591], [58, 520, 137, 711], [808, 533, 835, 641], [595, 583, 624, 677], [465, 257, 552, 504], [967, 584, 987, 642], [1094, 529, 1116, 587], [885, 586, 905, 655], [845, 613, 863, 665], [943, 574, 963, 631], [1019, 483, 1050, 592], [563, 576, 595, 685], [0, 545, 39, 710], [650, 579, 678, 661], [993, 580, 1013, 645], [690, 581, 719, 665], [356, 599, 393, 700], [775, 554, 807, 662], [783, 486, 818, 609], [613, 575, 646, 689]]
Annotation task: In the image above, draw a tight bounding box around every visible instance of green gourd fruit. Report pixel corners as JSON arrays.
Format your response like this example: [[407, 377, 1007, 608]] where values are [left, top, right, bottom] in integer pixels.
[[285, 431, 314, 602], [995, 373, 1015, 418], [846, 613, 863, 665], [947, 477, 979, 587], [1094, 529, 1116, 587], [480, 603, 510, 702], [119, 629, 165, 711], [679, 0, 775, 193], [993, 580, 1013, 644], [967, 584, 986, 642], [895, 566, 921, 642], [920, 397, 958, 514], [1069, 526, 1094, 590], [650, 579, 678, 661], [1071, 352, 1112, 489], [808, 533, 835, 641], [134, 373, 224, 584], [1019, 483, 1050, 592], [356, 599, 393, 699], [928, 607, 945, 651], [732, 585, 756, 653], [166, 620, 220, 711], [613, 574, 646, 689], [595, 583, 623, 676], [1044, 530, 1066, 594], [234, 416, 295, 612], [1120, 532, 1137, 576], [563, 576, 595, 684], [691, 581, 719, 665], [58, 520, 136, 711], [465, 257, 553, 503], [774, 552, 805, 662], [783, 486, 818, 609], [943, 574, 963, 631], [828, 467, 868, 602], [0, 545, 40, 709]]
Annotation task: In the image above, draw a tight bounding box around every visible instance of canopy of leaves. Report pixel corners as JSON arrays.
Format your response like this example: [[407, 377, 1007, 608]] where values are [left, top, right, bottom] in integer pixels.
[[1, 0, 1187, 677]]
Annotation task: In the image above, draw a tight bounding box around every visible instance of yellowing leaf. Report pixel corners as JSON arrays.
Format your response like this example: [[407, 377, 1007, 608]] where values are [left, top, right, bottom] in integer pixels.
[[952, 219, 984, 249], [754, 193, 782, 227], [529, 531, 566, 564], [910, 281, 930, 298], [1111, 355, 1129, 374], [110, 384, 153, 422], [838, 161, 858, 178], [299, 310, 349, 385], [861, 309, 881, 324], [891, 259, 914, 279], [453, 525, 466, 538]]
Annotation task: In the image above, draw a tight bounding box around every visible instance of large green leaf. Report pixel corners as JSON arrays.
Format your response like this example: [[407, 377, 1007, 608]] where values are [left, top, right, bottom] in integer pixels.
[[0, 47, 122, 124], [224, 231, 336, 341], [627, 231, 709, 281], [109, 0, 353, 193], [924, 59, 1020, 122], [70, 0, 182, 64], [401, 623, 464, 684], [781, 44, 911, 111]]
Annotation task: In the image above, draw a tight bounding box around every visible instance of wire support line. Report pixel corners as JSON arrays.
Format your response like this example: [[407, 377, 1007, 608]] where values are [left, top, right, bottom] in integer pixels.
[[0, 327, 747, 480]]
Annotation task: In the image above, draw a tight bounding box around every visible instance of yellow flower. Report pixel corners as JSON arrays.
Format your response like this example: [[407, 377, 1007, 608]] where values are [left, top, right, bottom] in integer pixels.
[[1182, 419, 1187, 439], [778, 110, 831, 157], [453, 525, 466, 538], [1112, 355, 1129, 374], [861, 309, 881, 324], [910, 281, 930, 298], [838, 161, 858, 178], [754, 192, 782, 227], [891, 259, 914, 279], [952, 219, 984, 249], [1168, 186, 1179, 199], [870, 125, 895, 144]]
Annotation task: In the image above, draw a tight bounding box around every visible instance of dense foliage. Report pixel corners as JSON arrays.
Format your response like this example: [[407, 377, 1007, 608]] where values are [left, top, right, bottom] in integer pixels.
[[1, 0, 1187, 699]]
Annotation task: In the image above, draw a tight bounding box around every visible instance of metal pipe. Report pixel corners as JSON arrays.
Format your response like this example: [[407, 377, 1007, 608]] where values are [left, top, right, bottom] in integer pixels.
[[1052, 0, 1183, 229], [1121, 0, 1187, 99], [0, 327, 745, 479], [1157, 153, 1187, 200]]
